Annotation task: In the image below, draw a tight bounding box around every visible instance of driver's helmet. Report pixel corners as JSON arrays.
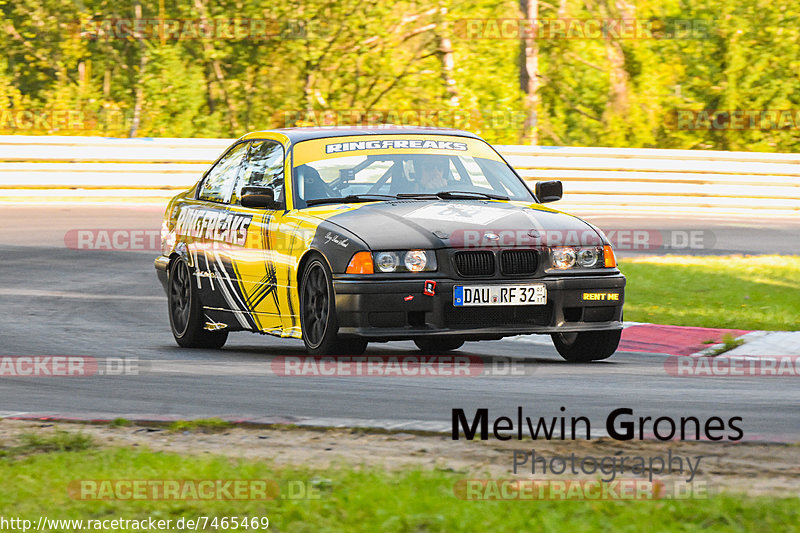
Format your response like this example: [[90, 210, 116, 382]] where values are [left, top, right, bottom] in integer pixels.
[[410, 155, 451, 191]]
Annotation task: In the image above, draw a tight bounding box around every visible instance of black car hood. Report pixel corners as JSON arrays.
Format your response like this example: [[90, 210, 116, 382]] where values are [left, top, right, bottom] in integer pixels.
[[308, 200, 605, 250]]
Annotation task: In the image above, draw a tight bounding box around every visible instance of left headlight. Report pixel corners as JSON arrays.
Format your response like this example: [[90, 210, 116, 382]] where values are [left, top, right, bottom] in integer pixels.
[[161, 219, 176, 255], [549, 245, 615, 270], [373, 250, 437, 273]]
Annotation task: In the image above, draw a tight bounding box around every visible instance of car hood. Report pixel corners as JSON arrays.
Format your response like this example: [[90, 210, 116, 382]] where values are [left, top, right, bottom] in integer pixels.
[[308, 200, 606, 250]]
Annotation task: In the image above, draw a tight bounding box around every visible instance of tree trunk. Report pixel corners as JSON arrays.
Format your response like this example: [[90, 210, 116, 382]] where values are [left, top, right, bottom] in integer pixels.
[[193, 0, 240, 132], [129, 3, 146, 137], [437, 8, 459, 107], [605, 0, 632, 114], [519, 0, 539, 145]]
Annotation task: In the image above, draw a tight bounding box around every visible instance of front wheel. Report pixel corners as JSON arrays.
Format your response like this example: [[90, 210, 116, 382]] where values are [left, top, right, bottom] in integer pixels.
[[300, 257, 367, 355], [551, 330, 621, 362], [168, 257, 228, 349]]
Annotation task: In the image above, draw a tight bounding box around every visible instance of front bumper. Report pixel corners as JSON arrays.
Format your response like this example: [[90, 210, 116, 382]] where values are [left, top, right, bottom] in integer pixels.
[[154, 255, 170, 293], [332, 273, 625, 341]]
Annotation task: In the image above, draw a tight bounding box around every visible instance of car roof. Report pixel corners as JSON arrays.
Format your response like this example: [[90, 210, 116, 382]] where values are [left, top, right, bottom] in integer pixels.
[[240, 125, 483, 144]]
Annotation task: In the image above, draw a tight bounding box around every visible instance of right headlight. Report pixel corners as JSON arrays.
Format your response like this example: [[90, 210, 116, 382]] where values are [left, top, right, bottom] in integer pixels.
[[551, 247, 577, 269], [549, 245, 615, 270]]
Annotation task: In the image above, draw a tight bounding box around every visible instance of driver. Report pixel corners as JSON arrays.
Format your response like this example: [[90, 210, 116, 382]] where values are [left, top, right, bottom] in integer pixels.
[[412, 155, 450, 193]]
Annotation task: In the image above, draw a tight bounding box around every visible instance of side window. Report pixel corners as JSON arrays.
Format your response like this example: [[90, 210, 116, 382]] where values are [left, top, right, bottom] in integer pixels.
[[198, 142, 248, 203], [234, 140, 285, 207]]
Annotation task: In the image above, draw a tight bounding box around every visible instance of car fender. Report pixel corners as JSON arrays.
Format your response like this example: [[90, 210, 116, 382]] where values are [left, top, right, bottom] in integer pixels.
[[300, 221, 370, 276]]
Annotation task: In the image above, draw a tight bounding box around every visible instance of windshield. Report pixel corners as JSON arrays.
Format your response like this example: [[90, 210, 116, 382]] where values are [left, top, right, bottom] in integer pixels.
[[291, 136, 534, 208]]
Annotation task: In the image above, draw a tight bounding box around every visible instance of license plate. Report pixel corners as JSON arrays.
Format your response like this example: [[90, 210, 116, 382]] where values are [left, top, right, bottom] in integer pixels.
[[453, 284, 546, 306]]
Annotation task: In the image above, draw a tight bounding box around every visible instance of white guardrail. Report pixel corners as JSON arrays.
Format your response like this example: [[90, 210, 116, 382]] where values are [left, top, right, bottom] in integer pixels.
[[1, 135, 799, 215]]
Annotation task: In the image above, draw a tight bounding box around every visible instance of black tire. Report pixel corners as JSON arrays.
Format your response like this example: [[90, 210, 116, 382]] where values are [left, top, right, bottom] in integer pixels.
[[551, 330, 620, 362], [300, 256, 367, 355], [413, 338, 465, 353], [168, 257, 228, 349], [333, 337, 369, 356]]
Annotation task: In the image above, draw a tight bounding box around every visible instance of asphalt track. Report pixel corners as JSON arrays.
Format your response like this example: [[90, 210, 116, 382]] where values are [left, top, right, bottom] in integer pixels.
[[1, 206, 798, 441]]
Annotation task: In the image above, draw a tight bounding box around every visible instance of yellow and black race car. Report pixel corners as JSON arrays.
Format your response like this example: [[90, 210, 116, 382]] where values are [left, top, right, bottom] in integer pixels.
[[155, 126, 625, 362]]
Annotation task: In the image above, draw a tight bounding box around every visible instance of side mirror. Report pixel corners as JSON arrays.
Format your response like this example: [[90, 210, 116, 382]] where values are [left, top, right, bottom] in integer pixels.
[[241, 186, 281, 210], [535, 180, 563, 203]]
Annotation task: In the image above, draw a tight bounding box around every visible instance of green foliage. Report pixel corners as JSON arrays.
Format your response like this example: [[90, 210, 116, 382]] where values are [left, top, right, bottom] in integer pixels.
[[619, 255, 800, 330], [1, 445, 799, 531], [1, 0, 798, 149], [0, 431, 95, 458], [168, 418, 233, 433], [707, 333, 747, 355]]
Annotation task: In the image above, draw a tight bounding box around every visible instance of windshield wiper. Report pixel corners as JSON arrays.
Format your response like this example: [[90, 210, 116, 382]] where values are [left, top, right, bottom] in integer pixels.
[[306, 194, 396, 206], [395, 193, 440, 199], [435, 190, 509, 201]]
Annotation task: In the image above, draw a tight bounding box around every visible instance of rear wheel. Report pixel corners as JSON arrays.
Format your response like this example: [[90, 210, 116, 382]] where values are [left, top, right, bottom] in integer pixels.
[[168, 258, 228, 349], [300, 257, 367, 355], [551, 330, 620, 362], [414, 338, 465, 353]]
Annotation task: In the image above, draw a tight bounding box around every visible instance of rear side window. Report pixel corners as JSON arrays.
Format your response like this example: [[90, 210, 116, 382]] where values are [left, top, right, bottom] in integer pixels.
[[234, 141, 285, 207], [198, 142, 248, 203]]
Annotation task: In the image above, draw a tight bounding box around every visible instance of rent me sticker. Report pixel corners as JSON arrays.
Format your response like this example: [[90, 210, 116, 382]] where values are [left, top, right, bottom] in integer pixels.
[[582, 292, 620, 301]]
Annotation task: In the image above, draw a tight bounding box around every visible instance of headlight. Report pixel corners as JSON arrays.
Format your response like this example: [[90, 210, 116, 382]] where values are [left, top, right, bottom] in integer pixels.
[[576, 247, 599, 267], [549, 246, 610, 269], [404, 250, 428, 272], [375, 251, 400, 273], [551, 247, 576, 269], [369, 250, 437, 273], [161, 219, 176, 255]]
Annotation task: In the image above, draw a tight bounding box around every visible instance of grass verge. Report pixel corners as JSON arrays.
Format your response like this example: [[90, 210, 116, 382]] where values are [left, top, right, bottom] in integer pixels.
[[618, 255, 800, 330], [168, 418, 233, 433], [0, 431, 94, 458], [0, 434, 798, 532]]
